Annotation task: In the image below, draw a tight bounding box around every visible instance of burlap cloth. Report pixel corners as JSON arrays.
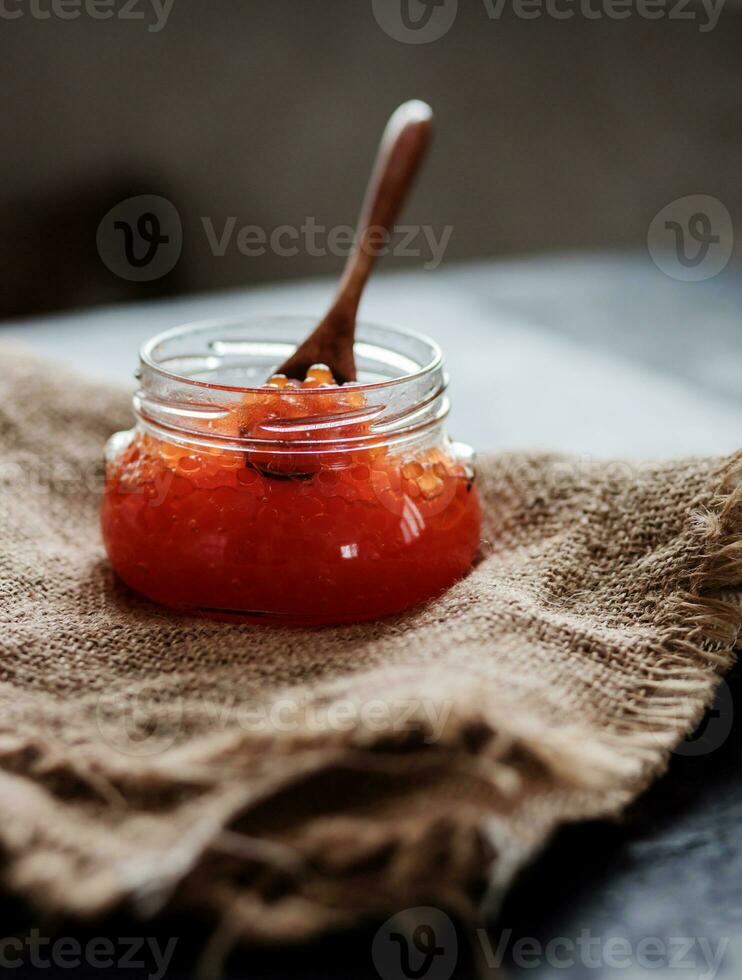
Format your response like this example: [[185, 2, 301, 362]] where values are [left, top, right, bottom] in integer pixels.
[[1, 346, 740, 954]]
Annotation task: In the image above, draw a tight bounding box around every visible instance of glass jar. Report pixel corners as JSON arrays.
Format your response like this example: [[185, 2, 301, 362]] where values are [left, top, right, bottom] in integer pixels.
[[101, 316, 481, 626]]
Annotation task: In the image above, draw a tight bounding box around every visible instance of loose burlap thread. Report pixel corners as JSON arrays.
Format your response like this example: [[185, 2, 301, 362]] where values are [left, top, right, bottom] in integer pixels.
[[1, 346, 740, 955]]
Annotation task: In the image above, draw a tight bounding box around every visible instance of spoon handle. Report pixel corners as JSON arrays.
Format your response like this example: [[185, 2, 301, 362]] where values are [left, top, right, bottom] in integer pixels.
[[333, 100, 434, 326], [274, 100, 434, 385]]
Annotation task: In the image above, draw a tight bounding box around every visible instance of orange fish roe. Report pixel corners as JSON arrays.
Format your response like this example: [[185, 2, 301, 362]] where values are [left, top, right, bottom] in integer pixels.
[[101, 365, 481, 626]]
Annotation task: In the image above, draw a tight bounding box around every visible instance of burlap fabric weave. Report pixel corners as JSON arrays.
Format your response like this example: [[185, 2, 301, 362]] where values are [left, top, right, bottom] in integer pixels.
[[1, 346, 740, 954]]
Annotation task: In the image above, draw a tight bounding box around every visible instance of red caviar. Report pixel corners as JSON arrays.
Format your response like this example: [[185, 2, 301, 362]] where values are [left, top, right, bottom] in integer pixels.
[[101, 365, 481, 625]]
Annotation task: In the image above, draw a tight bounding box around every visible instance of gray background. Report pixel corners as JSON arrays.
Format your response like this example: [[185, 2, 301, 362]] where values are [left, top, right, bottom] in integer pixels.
[[2, 0, 742, 316]]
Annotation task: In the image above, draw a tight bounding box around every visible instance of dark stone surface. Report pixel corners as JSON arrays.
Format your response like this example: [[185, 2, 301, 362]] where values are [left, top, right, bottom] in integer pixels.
[[495, 664, 742, 980]]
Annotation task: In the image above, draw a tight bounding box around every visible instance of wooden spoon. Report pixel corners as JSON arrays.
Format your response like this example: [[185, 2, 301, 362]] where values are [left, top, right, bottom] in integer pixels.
[[275, 99, 434, 385]]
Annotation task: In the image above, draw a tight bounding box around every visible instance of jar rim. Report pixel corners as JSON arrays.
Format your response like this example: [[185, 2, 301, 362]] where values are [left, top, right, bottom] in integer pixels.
[[140, 314, 444, 394]]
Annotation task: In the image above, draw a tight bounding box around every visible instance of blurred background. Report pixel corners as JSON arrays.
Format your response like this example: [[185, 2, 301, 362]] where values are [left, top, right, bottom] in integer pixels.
[[2, 0, 742, 319]]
